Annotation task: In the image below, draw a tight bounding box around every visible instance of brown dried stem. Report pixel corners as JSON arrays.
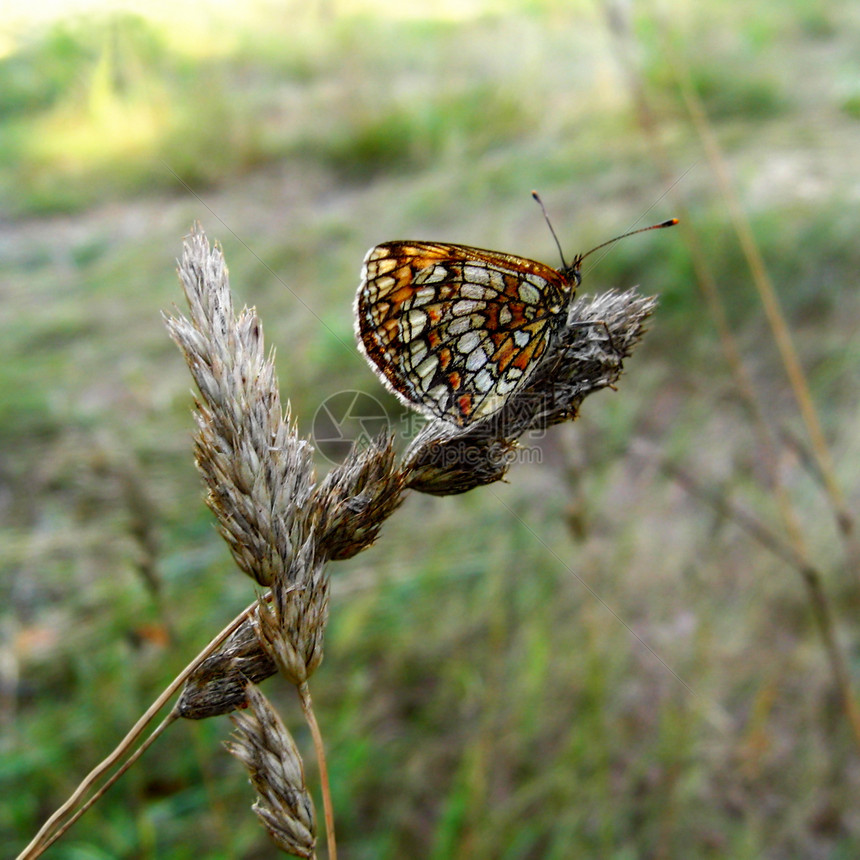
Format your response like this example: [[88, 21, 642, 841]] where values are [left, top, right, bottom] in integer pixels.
[[298, 682, 336, 860], [668, 33, 858, 576], [638, 439, 860, 748], [21, 224, 659, 858], [603, 3, 860, 752], [603, 2, 812, 565], [16, 600, 260, 860]]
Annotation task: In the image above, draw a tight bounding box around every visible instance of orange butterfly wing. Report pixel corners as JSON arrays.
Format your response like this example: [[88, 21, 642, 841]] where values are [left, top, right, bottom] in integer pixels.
[[355, 241, 575, 426]]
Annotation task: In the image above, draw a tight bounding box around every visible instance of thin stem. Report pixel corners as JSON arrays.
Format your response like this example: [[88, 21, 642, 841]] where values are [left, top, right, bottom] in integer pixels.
[[668, 41, 859, 580], [33, 713, 178, 855], [298, 682, 337, 860], [17, 599, 262, 860], [636, 439, 860, 750], [604, 4, 812, 571], [604, 5, 860, 753], [800, 568, 860, 747]]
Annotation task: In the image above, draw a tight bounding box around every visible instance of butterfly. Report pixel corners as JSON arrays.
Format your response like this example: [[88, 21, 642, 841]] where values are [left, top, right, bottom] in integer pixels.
[[355, 197, 677, 427]]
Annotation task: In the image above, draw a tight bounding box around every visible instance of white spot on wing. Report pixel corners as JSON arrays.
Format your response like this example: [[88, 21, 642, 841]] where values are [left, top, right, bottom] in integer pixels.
[[412, 286, 436, 306], [452, 299, 483, 316], [428, 384, 449, 404], [416, 265, 448, 285], [415, 354, 438, 379], [447, 316, 473, 336], [463, 265, 490, 285], [409, 339, 428, 365], [473, 368, 494, 392], [457, 331, 481, 354], [465, 347, 488, 372], [461, 282, 491, 300], [474, 393, 505, 417], [404, 309, 427, 339], [518, 281, 541, 305]]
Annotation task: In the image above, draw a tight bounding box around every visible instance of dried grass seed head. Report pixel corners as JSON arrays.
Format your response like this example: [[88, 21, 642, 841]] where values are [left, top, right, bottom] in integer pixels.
[[227, 683, 316, 858], [400, 289, 656, 495], [310, 432, 406, 559], [175, 615, 278, 720], [254, 533, 330, 686], [166, 227, 317, 587]]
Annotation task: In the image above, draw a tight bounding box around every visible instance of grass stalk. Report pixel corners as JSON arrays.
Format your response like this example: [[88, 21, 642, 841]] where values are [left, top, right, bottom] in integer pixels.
[[28, 713, 177, 857], [16, 600, 261, 859], [298, 682, 337, 860], [638, 439, 860, 748], [604, 3, 860, 751], [667, 41, 859, 578]]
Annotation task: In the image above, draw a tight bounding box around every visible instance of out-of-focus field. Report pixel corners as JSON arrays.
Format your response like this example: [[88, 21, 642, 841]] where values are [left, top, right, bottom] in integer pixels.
[[2, 1, 860, 857]]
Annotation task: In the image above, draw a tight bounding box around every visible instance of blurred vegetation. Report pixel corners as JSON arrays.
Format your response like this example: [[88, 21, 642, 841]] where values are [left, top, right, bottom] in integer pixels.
[[2, 0, 860, 857]]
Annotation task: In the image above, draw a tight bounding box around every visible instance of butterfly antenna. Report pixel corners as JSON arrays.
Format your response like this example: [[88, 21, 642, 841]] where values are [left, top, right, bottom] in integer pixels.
[[532, 191, 569, 270], [580, 218, 679, 263]]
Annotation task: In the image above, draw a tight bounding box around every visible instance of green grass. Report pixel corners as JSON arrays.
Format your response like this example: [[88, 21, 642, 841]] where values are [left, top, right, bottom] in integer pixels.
[[305, 84, 533, 179], [3, 0, 860, 857]]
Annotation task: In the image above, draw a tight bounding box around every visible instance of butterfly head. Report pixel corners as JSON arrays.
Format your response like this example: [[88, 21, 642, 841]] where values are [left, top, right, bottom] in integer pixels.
[[559, 254, 584, 289], [532, 190, 677, 293]]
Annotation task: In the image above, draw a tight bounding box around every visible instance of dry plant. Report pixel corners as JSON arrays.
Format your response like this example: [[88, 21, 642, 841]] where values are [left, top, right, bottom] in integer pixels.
[[602, 2, 860, 748], [18, 225, 657, 858]]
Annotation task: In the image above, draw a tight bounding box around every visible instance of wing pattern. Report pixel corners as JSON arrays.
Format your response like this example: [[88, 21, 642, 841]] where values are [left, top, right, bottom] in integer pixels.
[[355, 241, 576, 426]]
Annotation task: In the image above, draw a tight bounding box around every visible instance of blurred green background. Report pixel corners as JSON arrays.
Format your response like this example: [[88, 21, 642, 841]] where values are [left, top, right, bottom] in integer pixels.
[[3, 0, 860, 857]]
